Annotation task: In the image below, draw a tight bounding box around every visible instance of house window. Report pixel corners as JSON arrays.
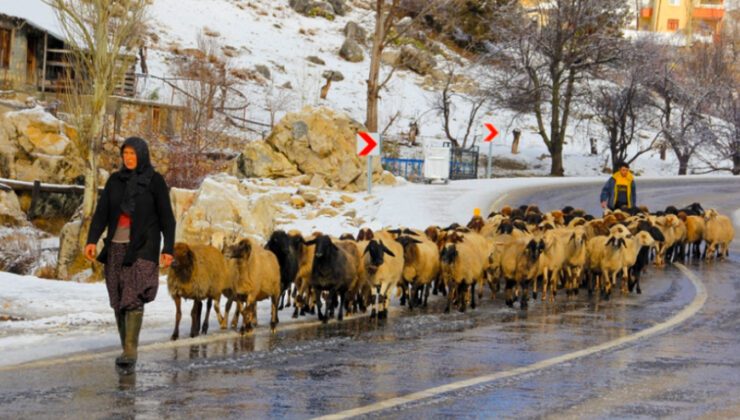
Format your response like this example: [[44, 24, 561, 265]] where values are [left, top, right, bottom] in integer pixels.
[[668, 0, 680, 5], [0, 28, 11, 69], [667, 19, 679, 31]]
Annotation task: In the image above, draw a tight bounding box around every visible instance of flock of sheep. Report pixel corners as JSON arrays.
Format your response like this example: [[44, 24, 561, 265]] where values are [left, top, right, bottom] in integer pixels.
[[166, 202, 735, 339]]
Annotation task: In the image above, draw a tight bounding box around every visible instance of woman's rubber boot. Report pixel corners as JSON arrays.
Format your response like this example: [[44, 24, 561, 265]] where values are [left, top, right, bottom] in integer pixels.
[[114, 310, 126, 348], [115, 309, 143, 375]]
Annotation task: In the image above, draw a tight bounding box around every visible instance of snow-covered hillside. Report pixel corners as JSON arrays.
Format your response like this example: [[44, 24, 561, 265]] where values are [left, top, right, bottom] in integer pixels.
[[140, 0, 687, 177]]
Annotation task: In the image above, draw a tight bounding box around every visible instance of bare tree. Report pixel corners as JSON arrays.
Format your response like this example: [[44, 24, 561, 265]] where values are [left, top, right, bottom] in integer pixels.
[[365, 0, 443, 132], [648, 38, 728, 175], [488, 0, 630, 176], [589, 40, 659, 171], [47, 0, 149, 278], [264, 79, 295, 128], [433, 63, 487, 149], [164, 33, 238, 188]]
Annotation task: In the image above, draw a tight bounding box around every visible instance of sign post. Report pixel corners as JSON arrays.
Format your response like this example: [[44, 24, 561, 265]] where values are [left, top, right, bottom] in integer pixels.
[[357, 131, 380, 194], [483, 122, 499, 178]]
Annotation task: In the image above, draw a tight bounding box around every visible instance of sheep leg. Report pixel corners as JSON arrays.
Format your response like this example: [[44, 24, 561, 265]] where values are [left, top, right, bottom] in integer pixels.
[[423, 283, 430, 307], [314, 287, 327, 324], [171, 295, 182, 341], [540, 268, 549, 302], [444, 284, 454, 313], [379, 283, 390, 319], [190, 300, 202, 338], [201, 298, 212, 335], [520, 279, 530, 310], [213, 295, 227, 330], [470, 282, 477, 310], [337, 291, 346, 322], [278, 290, 286, 311], [550, 270, 559, 302], [270, 294, 279, 332], [504, 279, 516, 307]]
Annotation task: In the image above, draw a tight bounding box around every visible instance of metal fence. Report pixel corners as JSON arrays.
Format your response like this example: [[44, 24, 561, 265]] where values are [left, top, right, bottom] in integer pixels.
[[448, 143, 479, 180], [382, 143, 480, 182], [381, 157, 424, 181]]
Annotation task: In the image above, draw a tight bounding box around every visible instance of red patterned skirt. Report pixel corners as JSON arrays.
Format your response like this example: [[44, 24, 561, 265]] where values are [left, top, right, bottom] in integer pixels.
[[104, 243, 159, 311]]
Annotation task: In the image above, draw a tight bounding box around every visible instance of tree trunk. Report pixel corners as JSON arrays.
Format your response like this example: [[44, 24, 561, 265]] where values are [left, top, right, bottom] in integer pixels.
[[677, 155, 689, 175], [511, 129, 521, 154], [550, 142, 564, 176], [733, 152, 740, 175], [590, 138, 598, 155], [660, 143, 667, 160], [366, 1, 385, 133]]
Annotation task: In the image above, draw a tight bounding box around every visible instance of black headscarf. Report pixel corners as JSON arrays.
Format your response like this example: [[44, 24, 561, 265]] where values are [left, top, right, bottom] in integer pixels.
[[119, 137, 155, 216]]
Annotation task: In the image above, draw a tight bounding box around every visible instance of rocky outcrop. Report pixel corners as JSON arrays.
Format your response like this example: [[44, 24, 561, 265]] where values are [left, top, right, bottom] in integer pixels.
[[339, 39, 364, 62], [344, 21, 367, 45], [0, 189, 29, 227], [0, 107, 85, 184], [399, 45, 437, 76], [272, 107, 387, 190], [172, 174, 277, 248], [230, 141, 300, 179], [290, 0, 338, 19]]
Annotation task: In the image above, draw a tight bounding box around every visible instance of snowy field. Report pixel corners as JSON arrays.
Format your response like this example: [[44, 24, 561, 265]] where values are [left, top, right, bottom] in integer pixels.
[[2, 175, 739, 367]]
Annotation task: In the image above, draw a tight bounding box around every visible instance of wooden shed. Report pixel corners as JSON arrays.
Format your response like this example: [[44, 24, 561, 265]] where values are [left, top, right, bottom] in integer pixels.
[[0, 0, 136, 96]]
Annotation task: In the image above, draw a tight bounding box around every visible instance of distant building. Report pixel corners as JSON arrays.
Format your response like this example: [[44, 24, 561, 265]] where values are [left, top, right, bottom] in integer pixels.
[[638, 0, 725, 39], [0, 0, 135, 95]]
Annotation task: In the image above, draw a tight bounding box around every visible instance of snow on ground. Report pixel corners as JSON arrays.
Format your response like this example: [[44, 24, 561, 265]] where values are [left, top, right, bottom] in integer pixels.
[[2, 175, 737, 367]]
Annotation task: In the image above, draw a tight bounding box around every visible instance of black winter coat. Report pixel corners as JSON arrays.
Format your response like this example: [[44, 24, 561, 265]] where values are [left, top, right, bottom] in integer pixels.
[[87, 171, 176, 266]]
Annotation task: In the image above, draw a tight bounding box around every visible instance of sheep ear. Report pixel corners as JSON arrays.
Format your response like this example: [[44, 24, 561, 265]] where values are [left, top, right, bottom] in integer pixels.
[[410, 238, 422, 244], [382, 244, 396, 257], [388, 228, 401, 235], [363, 244, 372, 255], [403, 228, 419, 236], [304, 238, 317, 246], [569, 233, 576, 243], [620, 238, 627, 248], [606, 237, 615, 247]]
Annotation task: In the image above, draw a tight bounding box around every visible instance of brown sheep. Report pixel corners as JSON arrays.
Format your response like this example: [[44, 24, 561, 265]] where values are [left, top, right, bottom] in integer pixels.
[[704, 209, 735, 260], [224, 238, 281, 333], [167, 243, 230, 340], [685, 215, 705, 259]]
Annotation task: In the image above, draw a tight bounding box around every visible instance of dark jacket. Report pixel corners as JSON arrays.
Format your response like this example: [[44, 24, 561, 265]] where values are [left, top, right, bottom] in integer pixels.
[[87, 170, 176, 266], [600, 172, 637, 210]]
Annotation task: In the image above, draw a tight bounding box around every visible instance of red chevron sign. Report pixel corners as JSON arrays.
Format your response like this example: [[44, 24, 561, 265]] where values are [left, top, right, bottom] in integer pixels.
[[484, 123, 499, 142], [357, 132, 380, 156]]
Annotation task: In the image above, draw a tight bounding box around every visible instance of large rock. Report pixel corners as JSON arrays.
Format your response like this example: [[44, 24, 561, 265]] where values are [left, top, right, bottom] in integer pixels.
[[290, 0, 336, 19], [230, 141, 300, 178], [339, 39, 364, 62], [0, 189, 29, 227], [264, 107, 383, 190], [399, 44, 437, 75], [344, 21, 367, 45], [173, 174, 277, 249], [0, 107, 85, 184], [327, 0, 348, 16]]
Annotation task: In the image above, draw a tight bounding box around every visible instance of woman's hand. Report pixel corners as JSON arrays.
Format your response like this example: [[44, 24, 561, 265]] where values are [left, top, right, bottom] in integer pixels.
[[160, 253, 173, 268], [84, 244, 97, 262]]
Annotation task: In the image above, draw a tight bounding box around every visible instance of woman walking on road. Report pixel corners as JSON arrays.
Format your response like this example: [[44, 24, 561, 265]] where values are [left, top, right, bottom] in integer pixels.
[[84, 137, 176, 373]]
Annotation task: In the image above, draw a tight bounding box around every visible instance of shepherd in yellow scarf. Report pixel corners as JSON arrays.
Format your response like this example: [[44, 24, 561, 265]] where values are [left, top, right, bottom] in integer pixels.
[[600, 162, 637, 211]]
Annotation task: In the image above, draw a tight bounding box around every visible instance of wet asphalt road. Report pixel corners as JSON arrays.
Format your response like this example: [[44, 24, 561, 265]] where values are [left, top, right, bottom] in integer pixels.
[[0, 178, 738, 419]]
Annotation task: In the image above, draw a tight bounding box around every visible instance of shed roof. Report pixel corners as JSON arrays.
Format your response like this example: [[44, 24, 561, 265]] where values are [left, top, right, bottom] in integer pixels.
[[0, 0, 65, 41]]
